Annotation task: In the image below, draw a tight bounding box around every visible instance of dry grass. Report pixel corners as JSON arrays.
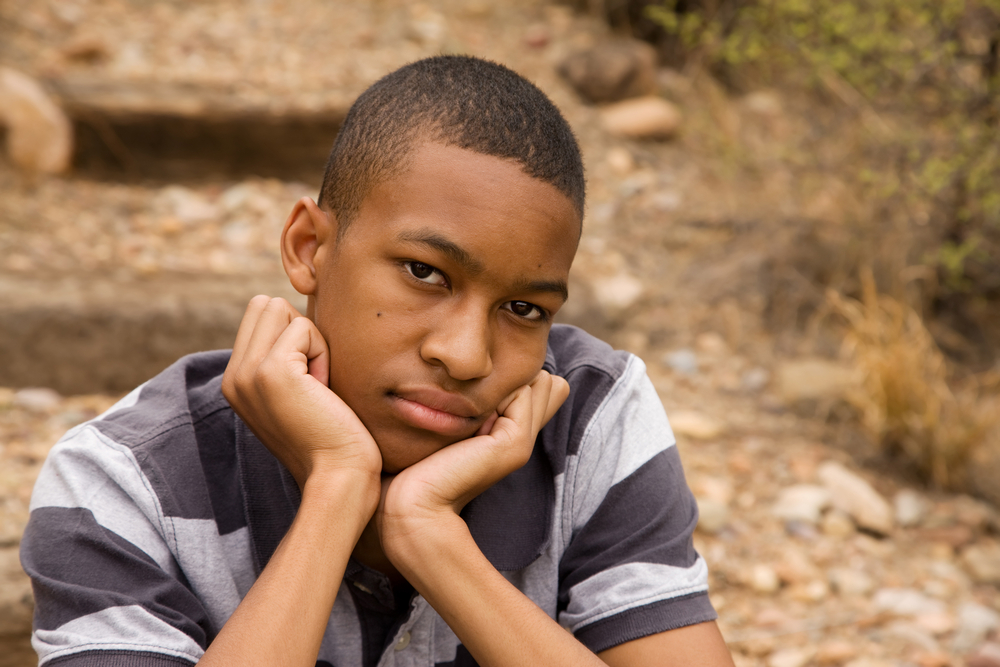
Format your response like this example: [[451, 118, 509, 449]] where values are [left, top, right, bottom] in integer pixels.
[[826, 269, 995, 489]]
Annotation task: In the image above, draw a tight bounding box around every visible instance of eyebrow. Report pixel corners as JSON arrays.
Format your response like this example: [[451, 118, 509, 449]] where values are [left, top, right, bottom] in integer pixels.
[[396, 228, 569, 302], [396, 229, 485, 275]]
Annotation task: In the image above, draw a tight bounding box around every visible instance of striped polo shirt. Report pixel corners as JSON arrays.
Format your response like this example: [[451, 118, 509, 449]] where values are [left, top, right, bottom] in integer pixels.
[[21, 324, 715, 667]]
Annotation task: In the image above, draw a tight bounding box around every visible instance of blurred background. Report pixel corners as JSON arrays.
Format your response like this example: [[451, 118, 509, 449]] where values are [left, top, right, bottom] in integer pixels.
[[2, 1, 1000, 665]]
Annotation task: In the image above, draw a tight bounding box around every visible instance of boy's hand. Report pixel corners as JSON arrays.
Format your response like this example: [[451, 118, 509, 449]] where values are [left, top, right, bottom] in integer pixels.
[[376, 371, 569, 553], [222, 296, 382, 488]]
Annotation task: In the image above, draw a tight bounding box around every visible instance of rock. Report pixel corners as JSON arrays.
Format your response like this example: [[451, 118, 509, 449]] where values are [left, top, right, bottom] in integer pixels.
[[696, 497, 729, 534], [749, 564, 780, 593], [694, 332, 728, 355], [961, 542, 1000, 584], [817, 461, 894, 534], [788, 579, 829, 602], [913, 650, 953, 667], [775, 358, 860, 403], [407, 5, 447, 46], [915, 612, 955, 636], [894, 489, 929, 527], [0, 67, 73, 174], [662, 349, 698, 375], [873, 588, 946, 617], [600, 97, 682, 140], [815, 640, 857, 664], [828, 568, 874, 597], [820, 509, 856, 538], [967, 642, 1000, 667], [767, 648, 813, 667], [12, 387, 62, 413], [590, 271, 644, 312], [953, 602, 1000, 654], [882, 620, 939, 651], [558, 40, 658, 103], [605, 147, 635, 175], [523, 23, 550, 49], [771, 485, 831, 525], [741, 367, 770, 392], [669, 411, 724, 441]]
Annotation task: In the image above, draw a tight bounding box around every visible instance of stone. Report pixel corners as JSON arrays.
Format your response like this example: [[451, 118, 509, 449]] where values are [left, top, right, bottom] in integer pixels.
[[873, 588, 946, 617], [694, 332, 728, 355], [967, 642, 1000, 667], [961, 542, 1000, 584], [767, 648, 813, 667], [894, 489, 929, 527], [828, 568, 874, 597], [771, 485, 831, 525], [600, 97, 682, 140], [749, 564, 780, 593], [953, 602, 1000, 654], [815, 640, 857, 664], [775, 358, 860, 403], [605, 146, 635, 175], [662, 349, 698, 375], [817, 461, 894, 535], [696, 497, 729, 534], [13, 387, 62, 413], [913, 650, 953, 667], [882, 620, 939, 651], [788, 579, 829, 602], [558, 40, 658, 103], [590, 272, 644, 312], [407, 5, 447, 46], [915, 611, 955, 637], [741, 367, 770, 392], [0, 67, 73, 174], [523, 23, 550, 49], [669, 411, 724, 441], [820, 509, 856, 538]]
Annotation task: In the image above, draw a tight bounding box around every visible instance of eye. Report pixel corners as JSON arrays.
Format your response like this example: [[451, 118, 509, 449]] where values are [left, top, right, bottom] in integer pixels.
[[404, 261, 448, 287], [503, 300, 547, 322]]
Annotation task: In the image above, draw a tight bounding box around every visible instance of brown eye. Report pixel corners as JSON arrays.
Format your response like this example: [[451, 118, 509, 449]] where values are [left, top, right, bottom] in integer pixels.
[[404, 261, 447, 286], [504, 301, 544, 321]]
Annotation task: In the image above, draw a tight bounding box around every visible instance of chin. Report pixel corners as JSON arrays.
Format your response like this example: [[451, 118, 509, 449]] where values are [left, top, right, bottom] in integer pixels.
[[376, 429, 471, 474]]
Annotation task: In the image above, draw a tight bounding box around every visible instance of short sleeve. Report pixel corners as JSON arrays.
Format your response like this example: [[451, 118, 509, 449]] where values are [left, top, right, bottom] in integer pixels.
[[556, 356, 716, 653], [20, 424, 209, 667]]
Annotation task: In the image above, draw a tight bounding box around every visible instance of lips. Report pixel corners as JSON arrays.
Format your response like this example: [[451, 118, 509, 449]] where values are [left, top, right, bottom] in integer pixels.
[[387, 387, 483, 436]]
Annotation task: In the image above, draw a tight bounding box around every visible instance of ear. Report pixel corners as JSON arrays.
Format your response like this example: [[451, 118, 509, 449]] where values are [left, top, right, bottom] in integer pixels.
[[280, 197, 335, 296]]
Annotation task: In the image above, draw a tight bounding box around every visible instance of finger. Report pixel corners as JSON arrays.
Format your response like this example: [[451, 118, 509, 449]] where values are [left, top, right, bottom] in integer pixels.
[[240, 297, 301, 371], [541, 375, 570, 426], [259, 315, 330, 390], [475, 410, 499, 437], [229, 295, 272, 371]]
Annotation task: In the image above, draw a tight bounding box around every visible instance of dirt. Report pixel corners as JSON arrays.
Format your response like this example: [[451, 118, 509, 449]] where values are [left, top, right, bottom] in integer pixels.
[[1, 1, 998, 666]]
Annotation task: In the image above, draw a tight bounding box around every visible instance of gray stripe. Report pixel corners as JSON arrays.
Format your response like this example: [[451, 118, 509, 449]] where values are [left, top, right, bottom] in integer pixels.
[[29, 427, 178, 574], [558, 449, 699, 611], [560, 560, 709, 631], [90, 351, 232, 522], [34, 606, 203, 666], [542, 325, 630, 475], [21, 507, 209, 646], [574, 593, 717, 654]]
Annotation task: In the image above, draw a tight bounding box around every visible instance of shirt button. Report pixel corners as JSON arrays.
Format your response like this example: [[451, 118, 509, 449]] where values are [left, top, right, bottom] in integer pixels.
[[394, 631, 411, 651]]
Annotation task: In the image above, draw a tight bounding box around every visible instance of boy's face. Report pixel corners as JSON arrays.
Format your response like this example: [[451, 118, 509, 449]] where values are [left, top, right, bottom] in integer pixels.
[[309, 142, 580, 473]]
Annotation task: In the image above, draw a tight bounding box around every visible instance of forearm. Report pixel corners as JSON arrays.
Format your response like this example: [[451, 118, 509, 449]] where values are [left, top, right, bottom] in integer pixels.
[[388, 513, 605, 667], [199, 469, 379, 667]]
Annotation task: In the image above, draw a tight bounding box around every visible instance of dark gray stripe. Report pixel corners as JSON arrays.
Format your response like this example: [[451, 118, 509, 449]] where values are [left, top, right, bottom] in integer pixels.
[[558, 448, 699, 610], [542, 325, 630, 475], [574, 592, 717, 654], [21, 507, 209, 646], [90, 351, 233, 523], [462, 435, 553, 571], [192, 401, 245, 536], [435, 644, 477, 667], [46, 650, 196, 667]]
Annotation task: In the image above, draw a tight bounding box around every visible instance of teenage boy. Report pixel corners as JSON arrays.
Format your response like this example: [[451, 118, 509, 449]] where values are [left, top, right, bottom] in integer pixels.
[[21, 56, 734, 666]]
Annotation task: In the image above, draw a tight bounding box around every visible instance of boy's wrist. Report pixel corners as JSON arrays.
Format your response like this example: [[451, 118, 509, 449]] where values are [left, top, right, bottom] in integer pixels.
[[301, 466, 382, 528]]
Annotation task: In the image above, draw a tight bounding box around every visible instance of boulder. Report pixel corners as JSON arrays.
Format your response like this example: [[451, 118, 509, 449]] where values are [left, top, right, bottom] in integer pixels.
[[771, 484, 831, 525], [558, 40, 657, 104], [0, 67, 73, 174], [817, 461, 894, 534], [960, 542, 1000, 584], [599, 96, 682, 140]]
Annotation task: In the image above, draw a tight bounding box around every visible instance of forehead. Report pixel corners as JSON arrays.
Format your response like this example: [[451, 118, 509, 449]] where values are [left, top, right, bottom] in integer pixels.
[[349, 142, 581, 266]]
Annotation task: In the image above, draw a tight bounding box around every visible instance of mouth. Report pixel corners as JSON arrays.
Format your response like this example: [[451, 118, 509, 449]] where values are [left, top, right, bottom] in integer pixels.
[[387, 388, 482, 437]]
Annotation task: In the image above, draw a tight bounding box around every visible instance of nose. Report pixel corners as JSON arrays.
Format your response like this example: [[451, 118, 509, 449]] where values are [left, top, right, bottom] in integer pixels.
[[420, 300, 493, 381]]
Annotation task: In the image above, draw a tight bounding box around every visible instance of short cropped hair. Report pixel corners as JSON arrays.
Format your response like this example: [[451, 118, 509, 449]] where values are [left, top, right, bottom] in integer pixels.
[[318, 55, 585, 237]]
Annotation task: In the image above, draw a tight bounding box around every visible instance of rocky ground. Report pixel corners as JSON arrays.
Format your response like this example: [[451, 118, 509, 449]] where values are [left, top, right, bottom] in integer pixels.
[[1, 1, 999, 666]]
